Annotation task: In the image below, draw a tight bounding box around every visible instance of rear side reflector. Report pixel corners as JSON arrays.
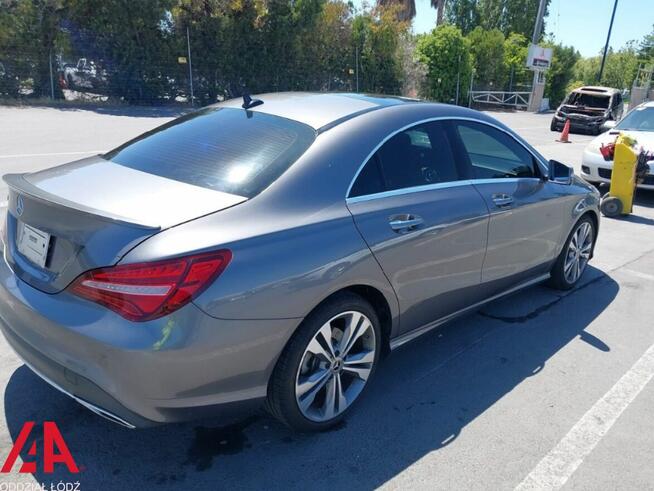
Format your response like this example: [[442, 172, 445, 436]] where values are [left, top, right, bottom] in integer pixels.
[[69, 250, 232, 321]]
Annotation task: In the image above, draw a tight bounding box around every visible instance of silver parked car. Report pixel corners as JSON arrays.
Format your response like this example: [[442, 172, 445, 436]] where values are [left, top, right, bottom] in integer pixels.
[[0, 93, 600, 431]]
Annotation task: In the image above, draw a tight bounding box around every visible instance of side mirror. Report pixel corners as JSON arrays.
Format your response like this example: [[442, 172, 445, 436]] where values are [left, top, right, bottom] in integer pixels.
[[601, 120, 617, 132], [549, 159, 573, 185]]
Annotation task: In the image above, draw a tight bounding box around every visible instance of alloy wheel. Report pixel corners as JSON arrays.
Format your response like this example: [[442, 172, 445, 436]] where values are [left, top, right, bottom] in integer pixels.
[[295, 311, 376, 422], [564, 221, 593, 284]]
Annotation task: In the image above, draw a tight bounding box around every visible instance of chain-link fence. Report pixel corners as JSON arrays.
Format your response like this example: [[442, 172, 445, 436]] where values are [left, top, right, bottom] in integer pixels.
[[0, 2, 552, 110], [0, 16, 407, 106]]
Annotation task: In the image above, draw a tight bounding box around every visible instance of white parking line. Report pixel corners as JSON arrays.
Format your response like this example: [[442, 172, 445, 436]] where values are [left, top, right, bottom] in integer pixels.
[[515, 342, 654, 490], [0, 150, 104, 159]]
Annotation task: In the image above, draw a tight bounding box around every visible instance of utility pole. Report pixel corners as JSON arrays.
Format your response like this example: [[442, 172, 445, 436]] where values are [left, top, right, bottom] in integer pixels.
[[186, 26, 194, 106], [531, 0, 547, 44], [527, 0, 548, 112], [598, 0, 618, 83]]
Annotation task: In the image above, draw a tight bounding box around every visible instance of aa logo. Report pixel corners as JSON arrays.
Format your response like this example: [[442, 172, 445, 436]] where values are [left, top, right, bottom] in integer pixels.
[[1, 422, 79, 473]]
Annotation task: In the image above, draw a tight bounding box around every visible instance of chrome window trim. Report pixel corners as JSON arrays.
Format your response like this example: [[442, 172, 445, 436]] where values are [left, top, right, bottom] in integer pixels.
[[346, 180, 472, 204], [470, 177, 542, 186], [345, 116, 549, 200]]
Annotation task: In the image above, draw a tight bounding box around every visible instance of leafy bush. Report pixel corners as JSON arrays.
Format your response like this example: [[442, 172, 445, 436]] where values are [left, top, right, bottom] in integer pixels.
[[416, 24, 472, 103]]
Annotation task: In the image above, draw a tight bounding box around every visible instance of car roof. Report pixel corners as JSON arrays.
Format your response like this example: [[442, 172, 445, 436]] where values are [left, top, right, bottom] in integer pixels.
[[217, 92, 421, 130], [573, 86, 619, 95]]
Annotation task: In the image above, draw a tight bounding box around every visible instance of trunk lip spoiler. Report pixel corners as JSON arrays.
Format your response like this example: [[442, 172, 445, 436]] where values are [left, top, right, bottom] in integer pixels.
[[2, 173, 161, 231]]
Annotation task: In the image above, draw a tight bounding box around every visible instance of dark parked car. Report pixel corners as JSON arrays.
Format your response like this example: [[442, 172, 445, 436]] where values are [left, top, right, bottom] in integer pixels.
[[0, 93, 600, 431], [551, 86, 623, 135]]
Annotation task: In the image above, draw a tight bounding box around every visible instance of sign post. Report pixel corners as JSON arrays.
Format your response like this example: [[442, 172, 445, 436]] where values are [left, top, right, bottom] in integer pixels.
[[526, 44, 552, 112]]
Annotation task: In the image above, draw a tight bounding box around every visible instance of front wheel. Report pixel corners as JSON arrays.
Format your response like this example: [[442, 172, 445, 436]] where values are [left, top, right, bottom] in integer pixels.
[[550, 118, 558, 132], [267, 293, 381, 432], [548, 217, 596, 290]]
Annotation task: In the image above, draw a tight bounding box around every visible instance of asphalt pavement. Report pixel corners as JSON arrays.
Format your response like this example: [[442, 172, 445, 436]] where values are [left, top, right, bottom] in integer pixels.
[[1, 104, 654, 490]]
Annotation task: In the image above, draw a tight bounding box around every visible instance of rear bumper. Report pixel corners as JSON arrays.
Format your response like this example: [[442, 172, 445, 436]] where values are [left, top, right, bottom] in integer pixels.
[[0, 239, 298, 427]]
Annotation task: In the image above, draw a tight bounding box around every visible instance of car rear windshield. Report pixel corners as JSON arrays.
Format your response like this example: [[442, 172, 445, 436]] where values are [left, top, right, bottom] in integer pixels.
[[103, 107, 316, 198], [565, 92, 610, 109], [616, 106, 654, 132]]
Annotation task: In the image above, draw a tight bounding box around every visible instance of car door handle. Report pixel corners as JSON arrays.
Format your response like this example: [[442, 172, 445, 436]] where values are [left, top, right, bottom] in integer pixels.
[[491, 194, 514, 208], [389, 214, 424, 232]]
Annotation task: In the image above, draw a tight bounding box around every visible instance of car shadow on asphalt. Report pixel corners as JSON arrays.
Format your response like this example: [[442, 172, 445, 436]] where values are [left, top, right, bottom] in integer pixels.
[[3, 266, 618, 490]]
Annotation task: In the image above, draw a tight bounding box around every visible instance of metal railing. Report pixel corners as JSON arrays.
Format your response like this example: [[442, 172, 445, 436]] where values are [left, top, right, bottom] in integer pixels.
[[468, 90, 532, 109]]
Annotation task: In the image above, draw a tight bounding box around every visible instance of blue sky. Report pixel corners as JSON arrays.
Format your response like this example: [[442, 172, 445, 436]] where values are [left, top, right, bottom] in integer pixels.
[[354, 0, 653, 57]]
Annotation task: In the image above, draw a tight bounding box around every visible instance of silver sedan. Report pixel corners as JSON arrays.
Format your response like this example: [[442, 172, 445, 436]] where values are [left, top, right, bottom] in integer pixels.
[[0, 92, 600, 431]]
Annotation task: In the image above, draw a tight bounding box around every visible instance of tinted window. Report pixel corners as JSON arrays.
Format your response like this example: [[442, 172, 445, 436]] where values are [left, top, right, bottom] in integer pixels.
[[349, 121, 460, 197], [455, 122, 538, 179], [104, 107, 316, 198], [350, 155, 385, 197]]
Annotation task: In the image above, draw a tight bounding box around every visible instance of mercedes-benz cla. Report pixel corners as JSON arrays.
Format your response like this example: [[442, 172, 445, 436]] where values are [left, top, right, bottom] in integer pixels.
[[0, 93, 600, 431]]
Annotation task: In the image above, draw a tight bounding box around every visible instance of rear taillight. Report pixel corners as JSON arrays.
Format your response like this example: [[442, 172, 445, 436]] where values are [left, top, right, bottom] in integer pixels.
[[69, 250, 232, 322]]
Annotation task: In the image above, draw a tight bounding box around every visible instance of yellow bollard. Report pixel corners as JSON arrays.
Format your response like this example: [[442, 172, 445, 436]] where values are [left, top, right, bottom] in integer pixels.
[[600, 134, 638, 217]]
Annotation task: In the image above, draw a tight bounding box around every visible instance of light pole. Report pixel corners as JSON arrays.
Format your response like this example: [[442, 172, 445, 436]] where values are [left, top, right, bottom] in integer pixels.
[[527, 0, 548, 112], [598, 0, 619, 83]]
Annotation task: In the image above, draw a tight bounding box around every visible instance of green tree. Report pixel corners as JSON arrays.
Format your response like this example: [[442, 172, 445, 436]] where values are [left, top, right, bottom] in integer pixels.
[[68, 0, 178, 103], [501, 0, 548, 39], [416, 24, 472, 102], [377, 0, 415, 22], [376, 0, 445, 24], [638, 24, 653, 61], [572, 45, 639, 90], [544, 42, 579, 107], [353, 6, 406, 94], [467, 26, 506, 89], [0, 0, 67, 98], [601, 44, 639, 89], [503, 32, 529, 90], [446, 0, 549, 39], [445, 0, 479, 35]]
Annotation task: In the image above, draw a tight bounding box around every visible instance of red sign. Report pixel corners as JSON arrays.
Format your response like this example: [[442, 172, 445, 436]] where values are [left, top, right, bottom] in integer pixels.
[[1, 422, 79, 473]]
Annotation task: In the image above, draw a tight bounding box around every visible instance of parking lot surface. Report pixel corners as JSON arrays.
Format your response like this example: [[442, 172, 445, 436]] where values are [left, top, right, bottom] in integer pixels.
[[1, 105, 654, 490]]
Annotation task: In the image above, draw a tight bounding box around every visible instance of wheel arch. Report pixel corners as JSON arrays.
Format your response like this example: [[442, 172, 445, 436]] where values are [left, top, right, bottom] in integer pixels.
[[581, 209, 599, 258], [295, 284, 394, 358]]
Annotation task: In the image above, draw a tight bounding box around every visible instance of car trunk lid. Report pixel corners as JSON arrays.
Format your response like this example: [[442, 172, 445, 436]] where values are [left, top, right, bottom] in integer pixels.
[[2, 157, 246, 293]]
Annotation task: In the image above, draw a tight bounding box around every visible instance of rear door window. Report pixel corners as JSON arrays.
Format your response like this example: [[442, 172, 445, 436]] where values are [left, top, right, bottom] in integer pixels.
[[104, 107, 316, 198], [349, 121, 462, 197]]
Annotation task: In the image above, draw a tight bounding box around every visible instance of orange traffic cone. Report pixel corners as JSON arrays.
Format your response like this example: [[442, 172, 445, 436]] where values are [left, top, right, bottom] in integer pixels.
[[557, 119, 571, 143]]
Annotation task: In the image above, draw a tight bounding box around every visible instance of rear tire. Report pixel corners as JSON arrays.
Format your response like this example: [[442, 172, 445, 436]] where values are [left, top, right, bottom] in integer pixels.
[[548, 216, 596, 290], [267, 292, 381, 432]]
